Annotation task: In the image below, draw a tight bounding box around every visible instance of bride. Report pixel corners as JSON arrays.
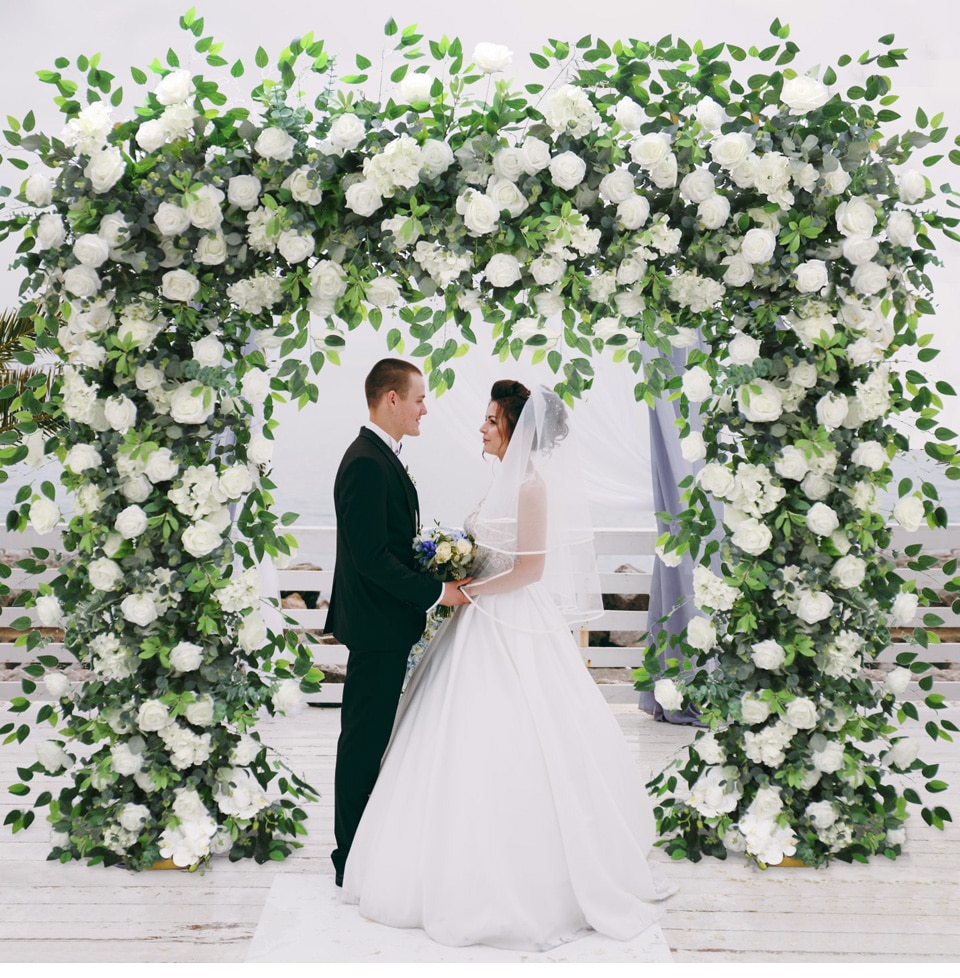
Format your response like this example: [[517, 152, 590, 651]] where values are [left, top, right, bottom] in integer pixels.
[[341, 380, 674, 950]]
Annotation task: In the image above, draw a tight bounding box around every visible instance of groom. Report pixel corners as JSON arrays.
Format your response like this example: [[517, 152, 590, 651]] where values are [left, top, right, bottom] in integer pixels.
[[326, 358, 470, 886]]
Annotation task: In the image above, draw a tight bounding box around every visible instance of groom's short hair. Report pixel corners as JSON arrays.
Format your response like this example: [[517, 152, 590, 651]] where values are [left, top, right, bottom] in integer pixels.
[[365, 358, 422, 408]]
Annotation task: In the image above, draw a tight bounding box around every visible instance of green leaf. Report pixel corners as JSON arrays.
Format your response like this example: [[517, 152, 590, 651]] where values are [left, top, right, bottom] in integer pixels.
[[385, 17, 398, 36], [255, 46, 269, 68], [530, 53, 550, 69], [231, 59, 244, 78]]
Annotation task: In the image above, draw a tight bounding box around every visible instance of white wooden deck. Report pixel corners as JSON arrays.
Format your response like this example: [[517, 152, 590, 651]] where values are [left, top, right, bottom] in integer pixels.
[[1, 700, 957, 963]]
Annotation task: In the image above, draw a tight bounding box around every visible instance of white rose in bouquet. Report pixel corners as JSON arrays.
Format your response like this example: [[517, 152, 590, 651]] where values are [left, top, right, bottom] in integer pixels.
[[679, 168, 716, 203], [732, 518, 773, 556], [680, 432, 706, 462], [649, 153, 677, 189], [883, 666, 912, 696], [29, 498, 61, 534], [116, 504, 148, 539], [238, 611, 268, 653], [182, 520, 223, 557], [821, 162, 851, 196], [775, 446, 810, 481], [220, 464, 254, 499], [722, 255, 754, 287], [886, 211, 916, 248], [473, 42, 513, 72], [617, 195, 650, 229], [486, 176, 528, 217], [456, 190, 500, 235], [832, 555, 866, 589], [835, 196, 878, 237], [72, 233, 110, 268], [781, 76, 829, 113], [728, 332, 761, 365], [898, 170, 927, 204], [248, 431, 274, 467], [492, 146, 523, 182], [737, 380, 783, 422], [170, 384, 216, 424], [185, 185, 224, 230], [530, 254, 567, 286], [696, 462, 735, 498], [345, 179, 382, 217], [184, 694, 215, 727], [88, 558, 123, 591], [686, 616, 717, 651], [44, 671, 71, 699], [36, 740, 71, 773], [36, 213, 66, 250], [138, 699, 171, 732], [136, 119, 166, 153], [111, 742, 143, 776], [786, 697, 818, 729], [681, 365, 712, 402], [484, 253, 522, 287], [740, 227, 776, 264], [24, 171, 54, 206], [795, 260, 828, 293], [84, 147, 125, 193], [653, 679, 684, 711], [890, 591, 919, 626], [36, 595, 64, 627], [519, 135, 551, 174], [277, 229, 315, 264], [598, 168, 636, 204], [629, 132, 671, 169], [693, 731, 725, 764], [698, 194, 731, 230], [709, 132, 754, 170], [162, 269, 200, 302], [797, 590, 834, 624], [273, 678, 304, 714], [793, 313, 836, 346], [254, 126, 295, 160], [884, 738, 919, 770], [145, 447, 179, 483], [327, 113, 366, 153], [806, 502, 840, 536], [227, 174, 261, 210], [121, 475, 152, 503], [240, 368, 271, 405], [63, 265, 100, 298], [421, 139, 455, 178], [893, 495, 924, 531], [169, 641, 204, 672], [851, 262, 889, 296], [191, 335, 223, 367], [549, 151, 587, 191], [613, 96, 644, 131], [842, 235, 880, 266], [63, 443, 101, 474], [282, 166, 323, 205], [816, 393, 848, 430], [851, 440, 887, 471], [750, 639, 786, 671], [399, 71, 434, 102], [195, 231, 227, 266], [154, 201, 191, 237], [812, 738, 844, 773], [155, 68, 192, 105]]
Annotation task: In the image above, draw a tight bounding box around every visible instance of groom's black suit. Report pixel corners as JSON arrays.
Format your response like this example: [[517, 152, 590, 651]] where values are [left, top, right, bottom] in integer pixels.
[[327, 426, 440, 881]]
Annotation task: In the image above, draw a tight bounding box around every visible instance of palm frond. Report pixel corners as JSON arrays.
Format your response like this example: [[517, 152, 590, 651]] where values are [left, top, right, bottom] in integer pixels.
[[0, 309, 40, 367], [0, 365, 62, 438]]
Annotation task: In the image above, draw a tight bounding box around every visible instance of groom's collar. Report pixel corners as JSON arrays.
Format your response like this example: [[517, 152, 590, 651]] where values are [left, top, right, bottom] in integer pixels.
[[365, 422, 402, 455]]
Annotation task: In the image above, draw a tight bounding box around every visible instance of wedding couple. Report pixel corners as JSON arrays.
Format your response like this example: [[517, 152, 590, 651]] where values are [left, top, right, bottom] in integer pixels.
[[326, 358, 672, 951]]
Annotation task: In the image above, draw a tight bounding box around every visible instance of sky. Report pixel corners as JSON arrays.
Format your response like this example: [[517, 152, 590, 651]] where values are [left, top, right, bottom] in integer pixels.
[[0, 0, 958, 528]]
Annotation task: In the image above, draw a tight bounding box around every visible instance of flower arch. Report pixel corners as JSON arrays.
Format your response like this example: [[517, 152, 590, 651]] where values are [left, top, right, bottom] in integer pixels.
[[1, 12, 957, 870]]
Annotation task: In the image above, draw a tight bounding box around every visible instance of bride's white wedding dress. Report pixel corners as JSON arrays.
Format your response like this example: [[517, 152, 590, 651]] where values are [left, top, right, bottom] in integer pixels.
[[341, 502, 673, 951]]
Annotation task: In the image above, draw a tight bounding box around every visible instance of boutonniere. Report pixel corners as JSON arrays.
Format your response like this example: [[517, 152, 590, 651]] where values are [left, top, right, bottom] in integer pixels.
[[405, 464, 416, 486]]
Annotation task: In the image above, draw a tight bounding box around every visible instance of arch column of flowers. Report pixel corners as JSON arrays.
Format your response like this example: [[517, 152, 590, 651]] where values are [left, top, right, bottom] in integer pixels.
[[0, 13, 956, 868]]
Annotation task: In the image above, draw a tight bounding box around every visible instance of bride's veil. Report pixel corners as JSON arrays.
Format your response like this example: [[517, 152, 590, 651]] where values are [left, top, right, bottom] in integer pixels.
[[471, 384, 604, 630]]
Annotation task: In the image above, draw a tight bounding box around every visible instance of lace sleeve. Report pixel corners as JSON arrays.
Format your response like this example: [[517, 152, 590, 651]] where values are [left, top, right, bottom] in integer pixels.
[[463, 478, 546, 598]]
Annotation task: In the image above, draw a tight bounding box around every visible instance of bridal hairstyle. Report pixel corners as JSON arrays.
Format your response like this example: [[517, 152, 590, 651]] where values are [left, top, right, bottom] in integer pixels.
[[490, 379, 569, 453], [365, 358, 422, 408]]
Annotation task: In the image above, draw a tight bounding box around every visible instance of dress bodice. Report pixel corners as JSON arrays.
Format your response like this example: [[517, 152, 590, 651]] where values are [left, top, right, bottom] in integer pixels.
[[464, 507, 516, 581]]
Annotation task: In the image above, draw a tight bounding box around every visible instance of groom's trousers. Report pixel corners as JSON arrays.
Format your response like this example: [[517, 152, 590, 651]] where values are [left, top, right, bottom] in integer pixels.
[[331, 645, 409, 881]]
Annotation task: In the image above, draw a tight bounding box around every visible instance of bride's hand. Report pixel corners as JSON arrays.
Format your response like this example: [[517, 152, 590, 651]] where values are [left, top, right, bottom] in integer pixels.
[[439, 578, 473, 606]]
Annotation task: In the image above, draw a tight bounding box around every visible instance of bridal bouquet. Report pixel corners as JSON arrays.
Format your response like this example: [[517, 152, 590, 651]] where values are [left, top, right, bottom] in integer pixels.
[[407, 525, 477, 677]]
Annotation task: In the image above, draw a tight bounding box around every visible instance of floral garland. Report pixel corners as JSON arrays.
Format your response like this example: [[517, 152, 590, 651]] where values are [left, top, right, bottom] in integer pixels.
[[0, 14, 957, 869]]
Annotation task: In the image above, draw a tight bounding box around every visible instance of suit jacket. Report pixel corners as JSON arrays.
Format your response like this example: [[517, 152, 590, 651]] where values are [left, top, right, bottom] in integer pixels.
[[326, 427, 440, 652]]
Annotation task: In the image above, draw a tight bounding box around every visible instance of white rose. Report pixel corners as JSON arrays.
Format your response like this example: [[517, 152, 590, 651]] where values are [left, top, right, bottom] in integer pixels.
[[612, 97, 644, 131], [191, 335, 223, 367], [751, 639, 786, 670], [88, 557, 123, 591], [29, 498, 61, 534], [195, 231, 227, 266], [842, 235, 880, 266], [227, 175, 261, 210], [617, 195, 650, 229], [851, 262, 889, 296], [802, 472, 832, 500], [248, 432, 273, 467], [62, 265, 101, 298], [549, 151, 587, 191], [116, 505, 148, 539], [806, 502, 840, 536], [255, 126, 295, 161], [162, 269, 200, 302], [184, 694, 215, 727], [238, 611, 268, 653], [457, 191, 500, 236], [891, 591, 919, 627], [84, 147, 126, 193], [784, 696, 818, 730], [649, 153, 678, 189], [775, 446, 810, 481], [680, 432, 706, 462], [473, 42, 513, 73], [155, 68, 192, 105], [898, 170, 927, 204], [883, 666, 912, 696], [630, 132, 671, 169], [812, 739, 844, 773], [795, 260, 829, 293], [822, 165, 852, 196], [679, 168, 716, 204], [137, 699, 170, 732], [36, 213, 66, 250], [72, 234, 110, 268], [710, 132, 755, 170], [885, 738, 919, 770], [788, 361, 819, 388], [36, 740, 71, 773], [697, 462, 735, 498], [740, 228, 776, 264], [728, 333, 761, 365], [733, 518, 773, 556], [698, 194, 731, 230], [418, 138, 454, 180], [832, 555, 866, 589], [122, 593, 158, 627], [103, 394, 136, 432], [276, 229, 314, 264], [169, 641, 204, 672], [722, 255, 754, 287], [273, 678, 304, 714], [686, 616, 717, 651], [182, 520, 223, 558], [281, 166, 323, 206], [145, 448, 179, 483], [816, 393, 848, 430], [886, 211, 915, 248], [654, 679, 684, 711], [484, 253, 522, 288], [170, 384, 216, 424], [63, 444, 102, 474], [530, 254, 567, 286], [737, 380, 783, 422], [327, 113, 366, 153], [836, 197, 878, 237], [24, 172, 54, 206], [399, 72, 434, 102], [681, 365, 712, 402], [519, 136, 551, 174], [135, 119, 166, 153], [240, 368, 271, 405], [344, 180, 382, 217], [893, 496, 924, 532], [781, 76, 829, 113], [741, 694, 771, 724], [154, 201, 191, 237], [44, 671, 71, 698], [693, 96, 726, 132], [35, 595, 64, 627], [598, 169, 636, 204], [797, 590, 834, 624]]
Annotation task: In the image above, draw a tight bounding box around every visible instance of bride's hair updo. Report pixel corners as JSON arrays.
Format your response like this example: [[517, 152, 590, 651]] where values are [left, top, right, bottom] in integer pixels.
[[491, 380, 569, 452]]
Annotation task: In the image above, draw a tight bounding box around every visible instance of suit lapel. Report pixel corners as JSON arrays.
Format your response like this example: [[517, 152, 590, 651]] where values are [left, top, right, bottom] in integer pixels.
[[359, 427, 420, 529]]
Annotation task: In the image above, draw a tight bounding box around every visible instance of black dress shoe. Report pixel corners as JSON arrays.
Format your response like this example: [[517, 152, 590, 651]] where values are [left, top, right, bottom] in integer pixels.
[[335, 875, 343, 887]]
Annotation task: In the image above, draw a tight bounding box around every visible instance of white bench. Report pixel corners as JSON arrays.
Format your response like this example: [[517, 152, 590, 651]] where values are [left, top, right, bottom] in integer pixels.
[[2, 525, 958, 703]]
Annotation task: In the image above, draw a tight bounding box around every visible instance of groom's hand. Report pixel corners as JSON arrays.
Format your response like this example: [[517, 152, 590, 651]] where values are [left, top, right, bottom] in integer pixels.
[[438, 579, 473, 606]]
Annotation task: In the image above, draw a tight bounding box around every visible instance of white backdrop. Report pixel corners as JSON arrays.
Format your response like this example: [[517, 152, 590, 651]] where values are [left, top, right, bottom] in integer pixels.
[[1, 0, 957, 530]]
